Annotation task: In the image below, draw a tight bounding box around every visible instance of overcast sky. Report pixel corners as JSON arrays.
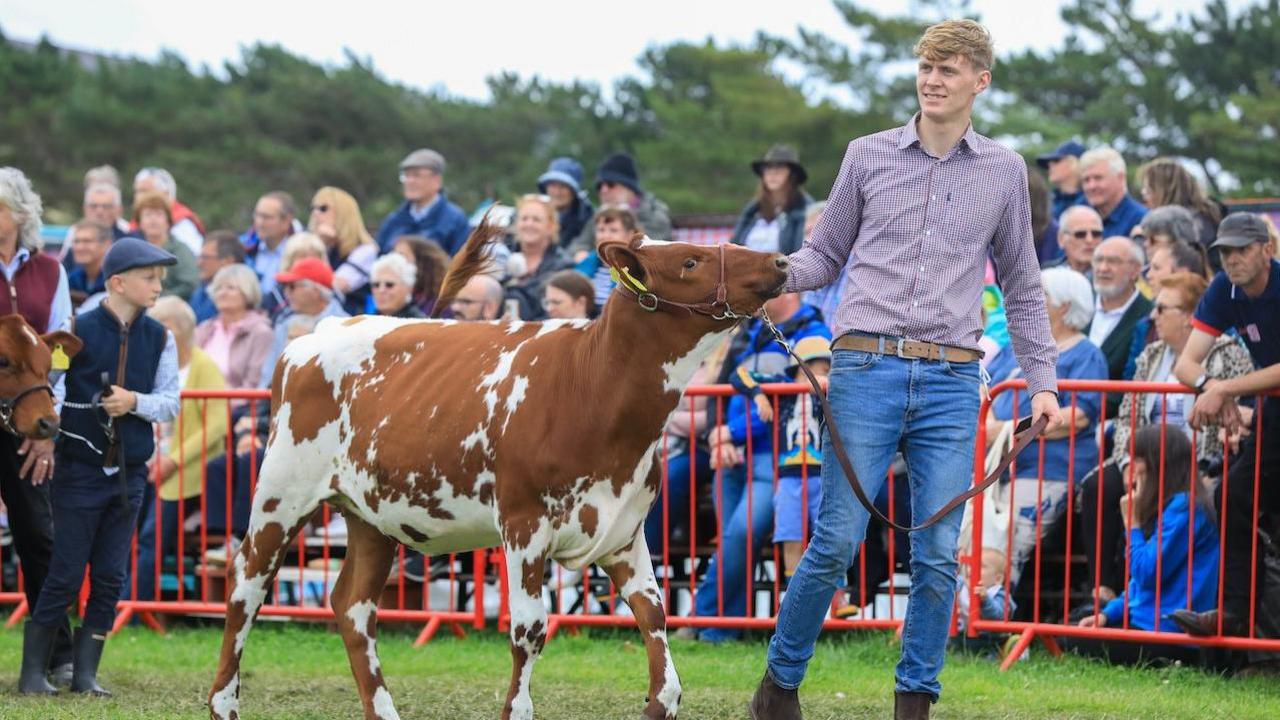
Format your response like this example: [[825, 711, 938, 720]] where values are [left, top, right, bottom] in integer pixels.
[[0, 0, 1246, 101]]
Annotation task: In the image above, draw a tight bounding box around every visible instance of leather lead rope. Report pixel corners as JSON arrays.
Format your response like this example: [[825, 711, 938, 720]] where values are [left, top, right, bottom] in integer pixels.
[[759, 311, 1049, 533]]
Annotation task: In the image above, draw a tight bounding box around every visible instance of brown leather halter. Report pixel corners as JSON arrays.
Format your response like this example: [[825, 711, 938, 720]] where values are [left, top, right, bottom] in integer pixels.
[[759, 311, 1048, 533], [609, 242, 745, 321]]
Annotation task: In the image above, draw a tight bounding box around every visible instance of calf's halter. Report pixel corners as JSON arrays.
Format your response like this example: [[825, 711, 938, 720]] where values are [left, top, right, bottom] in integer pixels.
[[0, 383, 55, 436], [609, 242, 743, 321]]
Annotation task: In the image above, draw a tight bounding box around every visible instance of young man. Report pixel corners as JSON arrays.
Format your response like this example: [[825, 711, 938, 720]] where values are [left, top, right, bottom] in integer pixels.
[[748, 20, 1063, 720], [20, 237, 180, 696], [1171, 212, 1280, 638]]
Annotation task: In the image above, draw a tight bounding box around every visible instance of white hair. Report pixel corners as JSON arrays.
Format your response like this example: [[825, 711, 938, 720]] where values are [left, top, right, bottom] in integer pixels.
[[84, 182, 122, 207], [1095, 235, 1146, 266], [148, 295, 197, 348], [371, 252, 417, 288], [0, 167, 45, 250], [211, 263, 263, 310], [1079, 146, 1126, 177], [1058, 204, 1102, 230], [1041, 266, 1095, 331], [285, 313, 319, 336], [134, 167, 178, 200]]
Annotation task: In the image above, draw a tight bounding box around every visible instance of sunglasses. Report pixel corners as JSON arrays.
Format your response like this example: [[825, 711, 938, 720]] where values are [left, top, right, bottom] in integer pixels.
[[1072, 229, 1104, 240], [310, 204, 330, 213], [1154, 303, 1185, 315], [370, 281, 400, 290]]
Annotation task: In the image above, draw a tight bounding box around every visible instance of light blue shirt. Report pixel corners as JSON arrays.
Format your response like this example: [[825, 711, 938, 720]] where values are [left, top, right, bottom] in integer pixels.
[[253, 243, 285, 296]]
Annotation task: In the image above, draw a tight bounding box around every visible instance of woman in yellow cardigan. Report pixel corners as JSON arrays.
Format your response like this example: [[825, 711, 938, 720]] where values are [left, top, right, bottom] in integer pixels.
[[133, 297, 228, 602]]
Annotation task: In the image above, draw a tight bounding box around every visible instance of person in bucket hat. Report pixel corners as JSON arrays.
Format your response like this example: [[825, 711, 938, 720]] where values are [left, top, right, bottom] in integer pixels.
[[730, 144, 813, 256]]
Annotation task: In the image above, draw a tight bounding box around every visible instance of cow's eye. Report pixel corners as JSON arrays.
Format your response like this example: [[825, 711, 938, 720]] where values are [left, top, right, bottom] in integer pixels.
[[0, 356, 9, 369], [682, 258, 698, 270]]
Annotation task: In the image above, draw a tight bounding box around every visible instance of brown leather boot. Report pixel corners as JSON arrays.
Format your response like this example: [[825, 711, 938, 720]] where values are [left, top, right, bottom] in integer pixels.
[[894, 691, 932, 719], [747, 669, 802, 720]]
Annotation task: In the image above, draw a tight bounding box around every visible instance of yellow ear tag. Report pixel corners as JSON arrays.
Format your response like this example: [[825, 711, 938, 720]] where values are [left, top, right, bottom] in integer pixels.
[[51, 344, 71, 371], [620, 267, 648, 292]]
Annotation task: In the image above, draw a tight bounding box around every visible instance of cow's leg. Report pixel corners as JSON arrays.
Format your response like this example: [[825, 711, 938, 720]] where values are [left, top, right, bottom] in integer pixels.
[[209, 460, 324, 720], [501, 522, 552, 720], [330, 511, 400, 720], [600, 532, 682, 720]]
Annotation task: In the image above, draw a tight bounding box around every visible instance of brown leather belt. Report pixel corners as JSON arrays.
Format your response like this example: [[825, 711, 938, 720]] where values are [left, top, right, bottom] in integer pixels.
[[833, 334, 981, 364]]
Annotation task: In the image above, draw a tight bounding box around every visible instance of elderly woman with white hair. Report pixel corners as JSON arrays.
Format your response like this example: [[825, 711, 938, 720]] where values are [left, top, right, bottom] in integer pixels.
[[982, 266, 1109, 588], [370, 252, 425, 319], [0, 167, 76, 685], [134, 296, 227, 603], [195, 264, 275, 389]]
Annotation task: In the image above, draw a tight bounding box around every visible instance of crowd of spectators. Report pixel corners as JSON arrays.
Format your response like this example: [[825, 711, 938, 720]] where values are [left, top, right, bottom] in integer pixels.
[[2, 131, 1278, 673]]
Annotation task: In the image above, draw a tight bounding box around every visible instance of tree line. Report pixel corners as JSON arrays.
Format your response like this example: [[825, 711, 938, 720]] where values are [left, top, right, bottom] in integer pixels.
[[1, 0, 1275, 233]]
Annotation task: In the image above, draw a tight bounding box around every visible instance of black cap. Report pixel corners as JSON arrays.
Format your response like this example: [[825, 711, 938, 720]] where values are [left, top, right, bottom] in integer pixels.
[[102, 237, 178, 278], [596, 153, 642, 195], [1211, 212, 1270, 250]]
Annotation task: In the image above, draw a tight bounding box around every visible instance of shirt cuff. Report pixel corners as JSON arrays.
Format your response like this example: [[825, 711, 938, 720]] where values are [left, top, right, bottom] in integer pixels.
[[1023, 365, 1059, 399]]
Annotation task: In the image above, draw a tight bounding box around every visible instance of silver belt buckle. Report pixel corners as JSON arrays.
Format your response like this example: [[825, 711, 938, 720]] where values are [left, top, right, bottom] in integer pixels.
[[895, 337, 915, 359]]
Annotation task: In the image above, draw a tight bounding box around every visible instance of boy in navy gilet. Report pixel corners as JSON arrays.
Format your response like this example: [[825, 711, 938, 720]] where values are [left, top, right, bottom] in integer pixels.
[[19, 238, 179, 696]]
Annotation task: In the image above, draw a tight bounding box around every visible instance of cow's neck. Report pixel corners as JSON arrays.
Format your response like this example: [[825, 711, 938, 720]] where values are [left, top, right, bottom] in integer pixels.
[[583, 297, 736, 423]]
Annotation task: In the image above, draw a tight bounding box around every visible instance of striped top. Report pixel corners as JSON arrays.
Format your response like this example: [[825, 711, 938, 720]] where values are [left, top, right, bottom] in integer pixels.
[[785, 114, 1059, 397]]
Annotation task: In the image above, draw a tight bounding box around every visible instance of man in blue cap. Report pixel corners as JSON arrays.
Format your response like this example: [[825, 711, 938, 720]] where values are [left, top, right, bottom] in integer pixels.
[[1036, 140, 1088, 219], [19, 237, 180, 697], [537, 157, 595, 248]]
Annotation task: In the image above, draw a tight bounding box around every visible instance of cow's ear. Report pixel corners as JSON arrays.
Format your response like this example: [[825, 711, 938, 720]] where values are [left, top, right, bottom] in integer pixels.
[[598, 239, 646, 284], [42, 331, 84, 360]]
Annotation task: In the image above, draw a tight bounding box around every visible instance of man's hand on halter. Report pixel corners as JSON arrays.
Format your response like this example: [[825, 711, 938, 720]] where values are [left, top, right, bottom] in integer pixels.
[[1030, 391, 1065, 434]]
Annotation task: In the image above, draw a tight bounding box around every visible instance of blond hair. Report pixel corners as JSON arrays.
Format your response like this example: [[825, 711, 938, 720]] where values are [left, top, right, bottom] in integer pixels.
[[149, 296, 197, 348], [309, 186, 374, 258], [914, 19, 994, 71]]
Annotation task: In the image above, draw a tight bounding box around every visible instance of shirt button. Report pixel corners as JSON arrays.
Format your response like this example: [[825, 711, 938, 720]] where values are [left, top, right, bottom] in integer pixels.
[[919, 266, 926, 272], [913, 301, 919, 307], [926, 230, 932, 236], [931, 194, 937, 200]]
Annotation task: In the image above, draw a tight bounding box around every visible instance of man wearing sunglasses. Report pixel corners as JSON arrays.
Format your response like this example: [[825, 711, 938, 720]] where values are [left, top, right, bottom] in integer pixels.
[[1047, 205, 1104, 277], [374, 148, 470, 255]]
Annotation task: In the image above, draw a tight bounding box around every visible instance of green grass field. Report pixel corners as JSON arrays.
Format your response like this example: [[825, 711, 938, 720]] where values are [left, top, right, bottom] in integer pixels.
[[0, 622, 1276, 719]]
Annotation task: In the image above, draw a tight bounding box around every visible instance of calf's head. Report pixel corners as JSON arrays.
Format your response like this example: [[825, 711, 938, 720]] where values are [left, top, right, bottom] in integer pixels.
[[0, 314, 83, 439], [597, 235, 789, 320]]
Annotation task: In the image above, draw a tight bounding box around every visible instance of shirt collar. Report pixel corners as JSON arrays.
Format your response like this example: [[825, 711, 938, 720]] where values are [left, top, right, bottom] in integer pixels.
[[897, 113, 982, 156], [1, 246, 31, 279]]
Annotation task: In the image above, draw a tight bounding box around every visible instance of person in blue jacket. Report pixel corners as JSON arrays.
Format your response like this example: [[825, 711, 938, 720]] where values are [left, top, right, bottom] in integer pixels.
[[1068, 425, 1219, 665], [685, 292, 831, 643], [374, 149, 470, 255]]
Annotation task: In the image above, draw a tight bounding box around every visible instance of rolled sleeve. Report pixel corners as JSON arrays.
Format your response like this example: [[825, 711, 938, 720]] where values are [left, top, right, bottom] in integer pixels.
[[131, 331, 181, 423], [991, 163, 1058, 397], [784, 141, 862, 294]]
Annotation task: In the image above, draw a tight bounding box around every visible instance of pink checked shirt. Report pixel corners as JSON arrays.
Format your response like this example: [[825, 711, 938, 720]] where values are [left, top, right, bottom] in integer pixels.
[[786, 114, 1059, 397]]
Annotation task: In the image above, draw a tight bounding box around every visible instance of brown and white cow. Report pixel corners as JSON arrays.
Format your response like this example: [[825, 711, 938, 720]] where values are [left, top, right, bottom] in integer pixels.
[[208, 230, 789, 720], [0, 314, 82, 440]]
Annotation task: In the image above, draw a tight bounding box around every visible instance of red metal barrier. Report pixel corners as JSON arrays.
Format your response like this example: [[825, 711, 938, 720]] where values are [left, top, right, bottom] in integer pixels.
[[5, 380, 1276, 665], [505, 381, 906, 640], [968, 379, 1280, 669]]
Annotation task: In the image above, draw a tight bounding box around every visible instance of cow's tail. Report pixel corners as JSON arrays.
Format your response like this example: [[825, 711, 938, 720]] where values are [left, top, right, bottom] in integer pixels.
[[433, 215, 506, 318]]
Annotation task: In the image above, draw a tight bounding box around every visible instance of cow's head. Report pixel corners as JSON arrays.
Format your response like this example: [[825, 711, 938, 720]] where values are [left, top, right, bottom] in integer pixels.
[[597, 235, 789, 321], [0, 314, 83, 439]]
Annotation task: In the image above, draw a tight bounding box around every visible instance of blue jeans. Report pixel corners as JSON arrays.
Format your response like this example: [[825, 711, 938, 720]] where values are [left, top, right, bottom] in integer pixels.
[[694, 452, 775, 642], [766, 349, 981, 700]]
